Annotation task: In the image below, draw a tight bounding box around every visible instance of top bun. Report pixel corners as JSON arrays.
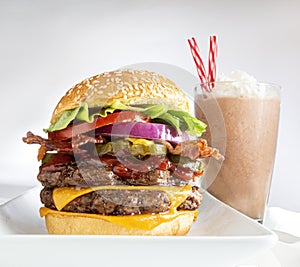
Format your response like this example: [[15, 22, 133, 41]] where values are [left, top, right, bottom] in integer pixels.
[[51, 69, 190, 124]]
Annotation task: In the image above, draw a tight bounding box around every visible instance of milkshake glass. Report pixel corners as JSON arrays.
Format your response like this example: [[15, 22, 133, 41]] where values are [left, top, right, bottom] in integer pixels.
[[195, 79, 280, 222]]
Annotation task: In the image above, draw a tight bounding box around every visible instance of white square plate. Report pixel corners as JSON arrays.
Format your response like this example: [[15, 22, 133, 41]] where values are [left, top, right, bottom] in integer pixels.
[[0, 186, 277, 267]]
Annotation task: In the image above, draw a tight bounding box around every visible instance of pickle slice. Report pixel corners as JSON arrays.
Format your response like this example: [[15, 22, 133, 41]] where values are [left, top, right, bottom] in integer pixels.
[[96, 139, 167, 157], [168, 155, 205, 172]]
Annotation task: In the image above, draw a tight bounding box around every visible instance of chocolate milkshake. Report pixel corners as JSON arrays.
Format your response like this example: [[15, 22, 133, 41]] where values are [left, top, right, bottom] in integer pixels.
[[195, 72, 280, 221]]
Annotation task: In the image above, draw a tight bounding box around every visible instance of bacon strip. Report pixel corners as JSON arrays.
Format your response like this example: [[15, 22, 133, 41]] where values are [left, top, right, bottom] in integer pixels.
[[22, 132, 104, 160], [158, 139, 224, 161]]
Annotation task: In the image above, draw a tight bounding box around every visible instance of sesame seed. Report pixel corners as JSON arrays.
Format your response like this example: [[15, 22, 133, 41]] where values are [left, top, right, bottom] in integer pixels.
[[127, 84, 134, 91], [128, 91, 134, 97], [103, 72, 111, 77], [86, 83, 95, 90]]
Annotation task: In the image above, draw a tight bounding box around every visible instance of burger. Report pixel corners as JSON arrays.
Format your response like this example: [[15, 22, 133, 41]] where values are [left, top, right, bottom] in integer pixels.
[[23, 69, 222, 235]]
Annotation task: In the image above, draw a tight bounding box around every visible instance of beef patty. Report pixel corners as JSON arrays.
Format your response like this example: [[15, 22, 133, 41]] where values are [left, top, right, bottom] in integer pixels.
[[40, 186, 202, 215], [38, 160, 188, 187]]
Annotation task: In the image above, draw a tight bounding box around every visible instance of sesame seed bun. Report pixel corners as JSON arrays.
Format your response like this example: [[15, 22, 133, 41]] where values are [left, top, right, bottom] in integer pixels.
[[51, 69, 190, 124]]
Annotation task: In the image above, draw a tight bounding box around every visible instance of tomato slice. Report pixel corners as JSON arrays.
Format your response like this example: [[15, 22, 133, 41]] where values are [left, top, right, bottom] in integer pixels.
[[48, 111, 150, 141]]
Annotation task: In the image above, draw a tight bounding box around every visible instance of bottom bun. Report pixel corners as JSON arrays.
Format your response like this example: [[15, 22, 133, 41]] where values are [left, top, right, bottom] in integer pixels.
[[42, 209, 196, 235]]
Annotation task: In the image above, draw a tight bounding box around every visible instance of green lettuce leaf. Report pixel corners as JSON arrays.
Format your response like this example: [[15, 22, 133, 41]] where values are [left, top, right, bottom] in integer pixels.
[[44, 103, 96, 132], [45, 106, 80, 133], [167, 110, 207, 136], [44, 101, 206, 137]]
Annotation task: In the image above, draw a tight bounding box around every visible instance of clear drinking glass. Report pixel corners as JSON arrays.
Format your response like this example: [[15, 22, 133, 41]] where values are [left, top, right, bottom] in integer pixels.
[[195, 82, 280, 222]]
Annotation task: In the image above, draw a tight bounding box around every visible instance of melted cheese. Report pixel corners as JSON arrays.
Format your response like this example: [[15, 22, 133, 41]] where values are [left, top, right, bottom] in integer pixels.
[[40, 207, 198, 230], [52, 185, 192, 212]]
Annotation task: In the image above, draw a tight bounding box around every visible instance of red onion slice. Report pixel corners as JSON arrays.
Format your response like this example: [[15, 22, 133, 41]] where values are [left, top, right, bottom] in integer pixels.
[[95, 122, 191, 145]]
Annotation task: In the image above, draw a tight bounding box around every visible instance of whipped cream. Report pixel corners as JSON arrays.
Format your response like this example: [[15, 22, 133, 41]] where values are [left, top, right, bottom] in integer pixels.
[[212, 70, 279, 98]]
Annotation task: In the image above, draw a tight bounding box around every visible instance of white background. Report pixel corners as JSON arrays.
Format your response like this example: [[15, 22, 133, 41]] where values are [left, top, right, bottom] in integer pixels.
[[0, 0, 299, 212]]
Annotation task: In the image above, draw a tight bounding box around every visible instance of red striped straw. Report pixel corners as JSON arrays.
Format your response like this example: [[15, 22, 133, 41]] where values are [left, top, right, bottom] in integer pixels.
[[187, 37, 211, 92], [188, 35, 218, 92], [208, 35, 218, 88]]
